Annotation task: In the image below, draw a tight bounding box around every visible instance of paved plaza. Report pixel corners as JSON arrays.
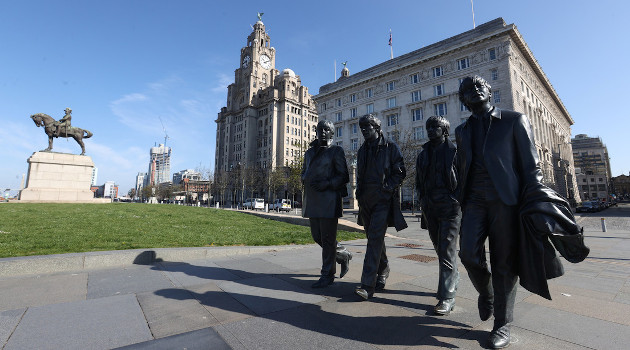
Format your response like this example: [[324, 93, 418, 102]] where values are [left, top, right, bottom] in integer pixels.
[[1, 205, 630, 349]]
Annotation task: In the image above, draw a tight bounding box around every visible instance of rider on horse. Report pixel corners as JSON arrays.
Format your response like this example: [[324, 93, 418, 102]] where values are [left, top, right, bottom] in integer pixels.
[[54, 108, 72, 137]]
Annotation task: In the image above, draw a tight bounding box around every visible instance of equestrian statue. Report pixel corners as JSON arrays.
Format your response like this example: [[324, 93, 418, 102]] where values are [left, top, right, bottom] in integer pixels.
[[30, 108, 93, 155]]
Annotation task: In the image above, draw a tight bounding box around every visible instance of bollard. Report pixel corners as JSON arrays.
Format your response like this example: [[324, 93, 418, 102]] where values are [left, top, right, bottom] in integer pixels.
[[601, 218, 607, 232]]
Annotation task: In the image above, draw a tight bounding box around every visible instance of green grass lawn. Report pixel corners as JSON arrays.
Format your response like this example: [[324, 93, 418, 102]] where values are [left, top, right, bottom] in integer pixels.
[[0, 203, 364, 258]]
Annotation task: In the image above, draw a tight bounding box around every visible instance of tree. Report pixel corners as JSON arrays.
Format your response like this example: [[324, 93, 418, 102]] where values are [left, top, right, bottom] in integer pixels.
[[396, 128, 423, 213], [128, 188, 137, 198]]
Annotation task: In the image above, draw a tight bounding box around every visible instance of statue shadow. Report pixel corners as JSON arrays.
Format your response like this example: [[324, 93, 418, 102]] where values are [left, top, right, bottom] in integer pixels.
[[149, 260, 485, 348]]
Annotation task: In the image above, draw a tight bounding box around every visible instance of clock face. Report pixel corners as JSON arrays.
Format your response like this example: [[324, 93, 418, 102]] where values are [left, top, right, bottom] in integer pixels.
[[259, 54, 271, 69], [242, 55, 251, 68]]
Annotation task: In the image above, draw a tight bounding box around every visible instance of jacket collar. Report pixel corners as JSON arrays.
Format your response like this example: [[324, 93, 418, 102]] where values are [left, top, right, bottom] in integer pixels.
[[469, 106, 501, 120]]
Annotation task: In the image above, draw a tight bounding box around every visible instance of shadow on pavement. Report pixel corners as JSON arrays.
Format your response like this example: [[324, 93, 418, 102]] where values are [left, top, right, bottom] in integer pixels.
[[149, 261, 478, 348]]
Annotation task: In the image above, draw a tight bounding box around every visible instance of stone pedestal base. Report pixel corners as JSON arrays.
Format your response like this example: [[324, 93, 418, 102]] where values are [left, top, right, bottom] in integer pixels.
[[19, 152, 103, 203]]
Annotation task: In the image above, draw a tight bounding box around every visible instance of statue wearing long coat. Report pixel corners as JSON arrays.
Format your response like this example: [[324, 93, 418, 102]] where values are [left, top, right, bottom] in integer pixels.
[[301, 140, 349, 219]]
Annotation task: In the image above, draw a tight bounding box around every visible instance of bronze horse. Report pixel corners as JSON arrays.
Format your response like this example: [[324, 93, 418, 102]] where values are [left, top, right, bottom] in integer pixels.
[[30, 113, 93, 155]]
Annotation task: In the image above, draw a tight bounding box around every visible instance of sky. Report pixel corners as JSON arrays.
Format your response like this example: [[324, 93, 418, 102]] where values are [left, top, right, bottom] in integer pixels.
[[2, 0, 629, 196]]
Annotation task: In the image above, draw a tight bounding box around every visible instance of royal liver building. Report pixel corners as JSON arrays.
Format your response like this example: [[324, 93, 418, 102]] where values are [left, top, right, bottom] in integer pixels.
[[214, 17, 318, 203]]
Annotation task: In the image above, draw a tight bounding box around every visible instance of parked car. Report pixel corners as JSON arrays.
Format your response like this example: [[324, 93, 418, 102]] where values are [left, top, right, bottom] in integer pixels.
[[271, 199, 292, 212], [576, 201, 599, 213], [243, 198, 265, 210]]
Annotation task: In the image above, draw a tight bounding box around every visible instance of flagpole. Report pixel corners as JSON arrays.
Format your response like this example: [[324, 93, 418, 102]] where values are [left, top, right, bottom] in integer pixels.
[[389, 29, 393, 60], [334, 60, 337, 82], [471, 0, 476, 28]]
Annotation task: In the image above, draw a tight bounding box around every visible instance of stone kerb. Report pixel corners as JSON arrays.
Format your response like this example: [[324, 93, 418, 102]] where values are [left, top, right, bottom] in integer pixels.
[[19, 152, 101, 203]]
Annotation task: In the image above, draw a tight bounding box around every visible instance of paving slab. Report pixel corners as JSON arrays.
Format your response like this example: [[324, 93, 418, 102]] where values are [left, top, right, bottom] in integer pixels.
[[253, 297, 470, 348], [157, 260, 242, 287], [523, 288, 630, 326], [255, 246, 323, 272], [87, 265, 173, 299], [136, 288, 217, 339], [221, 311, 378, 350], [114, 327, 231, 350], [217, 275, 326, 315], [186, 282, 256, 323], [212, 257, 295, 279], [513, 302, 630, 349], [440, 324, 593, 350], [549, 272, 626, 294], [274, 267, 363, 299], [0, 308, 26, 347], [0, 273, 87, 311], [4, 294, 152, 350]]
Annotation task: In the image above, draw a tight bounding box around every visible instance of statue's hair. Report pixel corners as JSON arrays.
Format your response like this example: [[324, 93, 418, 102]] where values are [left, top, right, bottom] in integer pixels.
[[426, 116, 450, 136], [317, 119, 335, 133], [458, 75, 492, 108], [359, 113, 381, 131]]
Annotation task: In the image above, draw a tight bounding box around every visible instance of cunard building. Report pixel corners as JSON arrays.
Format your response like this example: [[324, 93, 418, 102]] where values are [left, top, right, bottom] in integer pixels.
[[314, 18, 581, 206]]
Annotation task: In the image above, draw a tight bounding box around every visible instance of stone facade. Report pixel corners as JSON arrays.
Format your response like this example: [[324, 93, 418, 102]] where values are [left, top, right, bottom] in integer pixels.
[[214, 19, 318, 203], [19, 152, 108, 203], [314, 18, 580, 205]]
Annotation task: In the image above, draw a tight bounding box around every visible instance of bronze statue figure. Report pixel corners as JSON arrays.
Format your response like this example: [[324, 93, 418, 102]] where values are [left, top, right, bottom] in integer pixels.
[[302, 120, 352, 288], [455, 75, 588, 349], [415, 116, 461, 316], [30, 109, 93, 155], [354, 114, 407, 300]]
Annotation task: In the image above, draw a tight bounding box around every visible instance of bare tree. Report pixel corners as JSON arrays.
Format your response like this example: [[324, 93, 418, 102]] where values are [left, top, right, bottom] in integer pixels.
[[396, 127, 423, 213]]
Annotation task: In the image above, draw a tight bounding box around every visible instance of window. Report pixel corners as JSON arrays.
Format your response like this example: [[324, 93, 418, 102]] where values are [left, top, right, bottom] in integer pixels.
[[366, 103, 374, 114], [493, 90, 501, 103], [350, 93, 356, 103], [387, 114, 398, 126], [460, 102, 468, 111], [412, 108, 423, 121], [598, 178, 604, 182], [433, 66, 443, 77], [410, 73, 419, 84], [386, 81, 396, 91], [335, 112, 342, 121], [598, 184, 606, 191], [491, 69, 498, 81], [351, 138, 358, 151], [457, 57, 470, 70], [351, 123, 358, 134], [411, 90, 421, 102], [434, 103, 447, 116], [336, 98, 342, 107], [413, 126, 425, 140], [387, 97, 396, 108], [321, 103, 327, 112], [434, 84, 444, 96], [336, 127, 343, 137], [350, 107, 357, 118], [336, 141, 343, 147], [489, 48, 497, 60], [365, 88, 373, 98]]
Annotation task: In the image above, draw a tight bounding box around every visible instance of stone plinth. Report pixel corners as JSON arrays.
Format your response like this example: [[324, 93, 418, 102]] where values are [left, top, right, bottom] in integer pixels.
[[19, 152, 101, 203]]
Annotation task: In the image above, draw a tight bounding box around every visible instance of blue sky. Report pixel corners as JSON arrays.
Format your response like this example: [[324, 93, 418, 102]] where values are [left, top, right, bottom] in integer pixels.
[[2, 0, 629, 195]]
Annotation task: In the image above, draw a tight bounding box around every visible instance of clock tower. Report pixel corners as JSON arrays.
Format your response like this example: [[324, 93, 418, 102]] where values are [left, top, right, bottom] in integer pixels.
[[215, 15, 318, 205]]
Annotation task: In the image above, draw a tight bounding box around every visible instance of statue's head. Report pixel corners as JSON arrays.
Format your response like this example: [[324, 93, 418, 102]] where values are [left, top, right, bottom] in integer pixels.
[[316, 120, 335, 147], [359, 114, 381, 142], [65, 108, 72, 114], [458, 75, 492, 110], [427, 116, 450, 136]]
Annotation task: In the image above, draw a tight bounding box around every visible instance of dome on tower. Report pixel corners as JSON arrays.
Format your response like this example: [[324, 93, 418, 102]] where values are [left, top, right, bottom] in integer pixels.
[[282, 68, 296, 77]]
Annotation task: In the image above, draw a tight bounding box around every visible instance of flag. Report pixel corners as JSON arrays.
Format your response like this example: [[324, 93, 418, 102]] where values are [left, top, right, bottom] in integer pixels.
[[388, 30, 392, 46]]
